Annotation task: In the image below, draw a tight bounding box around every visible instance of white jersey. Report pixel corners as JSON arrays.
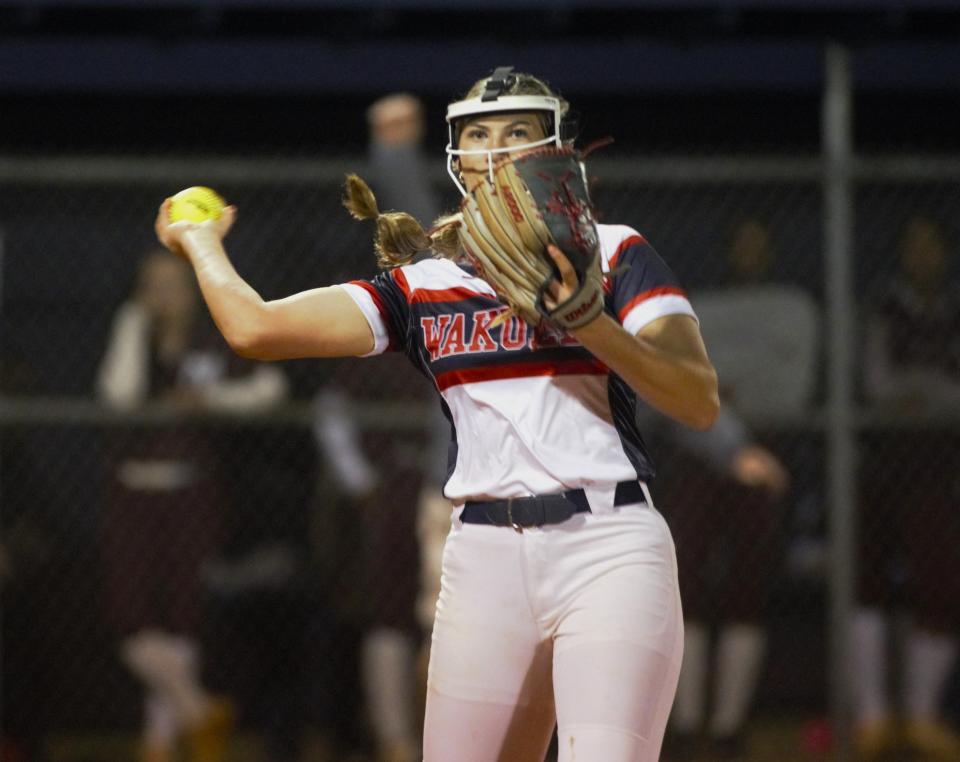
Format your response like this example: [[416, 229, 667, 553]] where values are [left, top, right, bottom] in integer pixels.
[[340, 223, 696, 504]]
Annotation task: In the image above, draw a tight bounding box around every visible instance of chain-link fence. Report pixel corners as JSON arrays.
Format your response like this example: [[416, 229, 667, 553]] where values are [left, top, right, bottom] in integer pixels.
[[2, 151, 959, 762]]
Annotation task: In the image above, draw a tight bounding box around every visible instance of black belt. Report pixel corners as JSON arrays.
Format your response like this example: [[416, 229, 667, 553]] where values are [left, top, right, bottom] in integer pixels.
[[460, 480, 646, 530]]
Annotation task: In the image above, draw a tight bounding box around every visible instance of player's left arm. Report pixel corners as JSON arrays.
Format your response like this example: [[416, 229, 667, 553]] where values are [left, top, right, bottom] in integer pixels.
[[546, 245, 720, 430], [574, 311, 719, 430]]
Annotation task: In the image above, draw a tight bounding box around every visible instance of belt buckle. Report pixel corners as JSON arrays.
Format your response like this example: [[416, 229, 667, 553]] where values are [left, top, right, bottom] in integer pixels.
[[506, 498, 524, 533]]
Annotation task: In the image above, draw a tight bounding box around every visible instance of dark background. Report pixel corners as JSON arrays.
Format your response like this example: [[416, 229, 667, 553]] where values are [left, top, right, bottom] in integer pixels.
[[2, 1, 960, 156], [2, 2, 959, 760]]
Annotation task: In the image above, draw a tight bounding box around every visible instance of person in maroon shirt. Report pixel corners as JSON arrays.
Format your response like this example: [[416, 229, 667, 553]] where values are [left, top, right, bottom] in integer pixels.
[[98, 250, 287, 762], [855, 215, 960, 760]]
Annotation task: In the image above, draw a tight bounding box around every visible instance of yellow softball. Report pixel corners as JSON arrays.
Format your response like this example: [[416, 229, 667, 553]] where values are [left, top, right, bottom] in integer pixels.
[[169, 186, 225, 223]]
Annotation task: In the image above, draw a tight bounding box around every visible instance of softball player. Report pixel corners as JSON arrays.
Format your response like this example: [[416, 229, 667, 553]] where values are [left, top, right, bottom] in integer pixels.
[[97, 250, 287, 762], [155, 69, 719, 762]]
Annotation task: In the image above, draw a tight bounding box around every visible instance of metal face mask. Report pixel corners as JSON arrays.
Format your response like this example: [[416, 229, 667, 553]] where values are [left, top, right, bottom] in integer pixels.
[[445, 66, 565, 197]]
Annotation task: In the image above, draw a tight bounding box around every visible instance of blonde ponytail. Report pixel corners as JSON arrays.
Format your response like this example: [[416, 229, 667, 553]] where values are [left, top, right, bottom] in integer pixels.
[[343, 174, 463, 268]]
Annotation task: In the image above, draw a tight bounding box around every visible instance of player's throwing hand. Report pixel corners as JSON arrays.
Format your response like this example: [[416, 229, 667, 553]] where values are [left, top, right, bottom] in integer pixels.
[[155, 197, 237, 259]]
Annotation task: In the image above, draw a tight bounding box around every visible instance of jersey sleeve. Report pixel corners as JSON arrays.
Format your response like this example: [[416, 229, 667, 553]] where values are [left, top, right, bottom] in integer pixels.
[[607, 235, 697, 335], [338, 268, 413, 356]]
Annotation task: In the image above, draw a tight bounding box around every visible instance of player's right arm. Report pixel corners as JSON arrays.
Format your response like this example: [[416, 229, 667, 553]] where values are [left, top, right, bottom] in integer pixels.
[[155, 200, 375, 360]]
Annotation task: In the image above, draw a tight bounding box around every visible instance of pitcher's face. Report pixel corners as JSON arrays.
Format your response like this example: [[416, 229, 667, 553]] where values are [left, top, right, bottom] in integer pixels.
[[456, 113, 547, 193]]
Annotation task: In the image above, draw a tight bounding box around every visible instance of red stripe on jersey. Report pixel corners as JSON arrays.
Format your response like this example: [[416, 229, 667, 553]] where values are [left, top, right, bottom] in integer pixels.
[[617, 286, 688, 323], [391, 268, 413, 300], [349, 280, 389, 319], [435, 358, 608, 391], [411, 285, 493, 304], [608, 234, 648, 270]]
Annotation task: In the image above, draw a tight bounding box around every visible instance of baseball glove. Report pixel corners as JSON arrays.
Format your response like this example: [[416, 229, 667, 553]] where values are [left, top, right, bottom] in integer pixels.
[[457, 146, 605, 330]]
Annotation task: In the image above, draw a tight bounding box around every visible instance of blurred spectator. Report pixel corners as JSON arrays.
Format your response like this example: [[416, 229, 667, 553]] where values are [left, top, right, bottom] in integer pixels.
[[311, 380, 426, 762], [366, 93, 439, 228], [338, 91, 447, 762], [96, 249, 287, 762], [662, 217, 816, 758], [694, 218, 820, 417], [854, 215, 960, 760], [366, 90, 456, 668], [657, 409, 790, 760]]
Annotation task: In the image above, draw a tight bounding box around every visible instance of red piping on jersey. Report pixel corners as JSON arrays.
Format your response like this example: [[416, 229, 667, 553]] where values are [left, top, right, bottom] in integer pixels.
[[617, 286, 688, 323], [608, 234, 648, 271], [435, 359, 608, 391], [350, 280, 388, 318], [390, 268, 413, 300], [410, 285, 494, 304], [390, 268, 494, 305]]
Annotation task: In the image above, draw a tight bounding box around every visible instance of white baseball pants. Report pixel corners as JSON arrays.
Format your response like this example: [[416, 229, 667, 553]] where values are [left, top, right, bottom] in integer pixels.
[[423, 495, 684, 762]]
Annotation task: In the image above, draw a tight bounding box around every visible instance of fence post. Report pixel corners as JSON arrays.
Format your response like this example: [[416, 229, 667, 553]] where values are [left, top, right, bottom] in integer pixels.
[[823, 41, 856, 762]]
